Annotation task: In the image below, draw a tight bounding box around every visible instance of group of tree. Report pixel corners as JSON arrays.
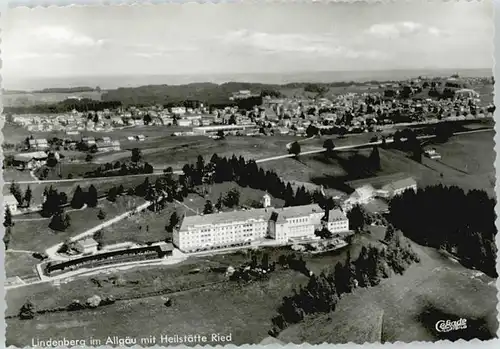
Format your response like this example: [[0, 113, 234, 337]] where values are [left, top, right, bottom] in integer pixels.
[[83, 159, 154, 179], [5, 99, 121, 114], [106, 185, 125, 202], [70, 185, 99, 210], [41, 186, 68, 217], [9, 182, 32, 208], [270, 227, 420, 336], [388, 185, 497, 277]]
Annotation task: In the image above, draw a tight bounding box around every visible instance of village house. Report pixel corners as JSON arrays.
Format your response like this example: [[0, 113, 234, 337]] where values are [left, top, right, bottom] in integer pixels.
[[4, 194, 20, 215], [13, 151, 48, 170], [76, 238, 99, 255], [28, 138, 49, 151]]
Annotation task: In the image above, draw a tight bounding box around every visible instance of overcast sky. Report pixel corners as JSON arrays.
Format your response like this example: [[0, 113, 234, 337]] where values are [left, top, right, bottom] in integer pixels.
[[2, 1, 493, 83]]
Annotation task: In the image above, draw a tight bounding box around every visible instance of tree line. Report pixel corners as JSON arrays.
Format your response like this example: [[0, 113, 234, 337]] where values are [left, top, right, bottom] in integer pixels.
[[388, 184, 497, 277], [5, 99, 122, 114], [269, 226, 420, 336]]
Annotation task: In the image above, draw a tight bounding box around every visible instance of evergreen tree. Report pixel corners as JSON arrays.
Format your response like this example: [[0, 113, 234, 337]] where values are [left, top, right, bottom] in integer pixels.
[[49, 212, 71, 231], [24, 186, 32, 208], [87, 185, 98, 207], [70, 185, 86, 209], [169, 212, 180, 232], [4, 226, 12, 250], [4, 206, 12, 227], [107, 186, 118, 202], [9, 181, 23, 206]]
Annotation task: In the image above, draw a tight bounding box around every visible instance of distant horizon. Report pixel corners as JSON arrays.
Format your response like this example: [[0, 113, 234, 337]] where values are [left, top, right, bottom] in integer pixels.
[[3, 67, 493, 92]]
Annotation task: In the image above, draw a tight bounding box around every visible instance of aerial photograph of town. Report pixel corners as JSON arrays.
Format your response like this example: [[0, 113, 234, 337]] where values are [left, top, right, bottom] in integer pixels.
[[2, 1, 497, 347]]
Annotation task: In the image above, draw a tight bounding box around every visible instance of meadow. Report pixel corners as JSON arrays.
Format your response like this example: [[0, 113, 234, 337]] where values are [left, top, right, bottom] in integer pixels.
[[8, 195, 146, 252]]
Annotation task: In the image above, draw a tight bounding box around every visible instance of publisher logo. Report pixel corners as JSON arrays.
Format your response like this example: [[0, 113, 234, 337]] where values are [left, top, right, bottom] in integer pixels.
[[435, 319, 467, 333]]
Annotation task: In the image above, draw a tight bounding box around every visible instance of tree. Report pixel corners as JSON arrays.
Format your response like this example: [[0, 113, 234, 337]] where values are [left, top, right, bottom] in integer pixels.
[[384, 224, 396, 244], [19, 300, 35, 320], [85, 153, 93, 162], [97, 209, 106, 220], [24, 186, 32, 208], [347, 204, 368, 232], [203, 200, 214, 214], [216, 130, 225, 139], [169, 212, 180, 232], [70, 185, 86, 209], [49, 212, 71, 231], [143, 162, 154, 174], [107, 186, 118, 202], [368, 145, 381, 171], [143, 113, 152, 125], [215, 194, 223, 211], [4, 206, 12, 228], [224, 188, 241, 208], [4, 226, 12, 250], [131, 148, 142, 163], [9, 182, 23, 206], [289, 141, 301, 158], [87, 185, 98, 207], [323, 139, 335, 155]]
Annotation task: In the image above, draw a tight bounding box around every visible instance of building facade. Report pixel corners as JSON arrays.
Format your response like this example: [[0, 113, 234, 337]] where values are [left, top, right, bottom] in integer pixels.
[[174, 200, 346, 252]]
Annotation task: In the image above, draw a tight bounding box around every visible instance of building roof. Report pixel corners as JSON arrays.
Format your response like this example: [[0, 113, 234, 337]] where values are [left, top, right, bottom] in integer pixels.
[[325, 208, 348, 222], [14, 151, 48, 162], [78, 238, 98, 248], [157, 242, 174, 252], [180, 207, 273, 230], [4, 194, 19, 206], [347, 172, 413, 191], [271, 204, 323, 221], [381, 177, 417, 192]]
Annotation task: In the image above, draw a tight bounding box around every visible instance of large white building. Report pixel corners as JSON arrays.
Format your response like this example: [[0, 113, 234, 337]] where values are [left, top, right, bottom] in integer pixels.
[[268, 204, 324, 243], [174, 200, 350, 252]]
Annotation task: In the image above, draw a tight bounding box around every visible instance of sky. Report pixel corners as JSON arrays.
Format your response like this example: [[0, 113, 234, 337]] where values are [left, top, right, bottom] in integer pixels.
[[1, 1, 493, 88]]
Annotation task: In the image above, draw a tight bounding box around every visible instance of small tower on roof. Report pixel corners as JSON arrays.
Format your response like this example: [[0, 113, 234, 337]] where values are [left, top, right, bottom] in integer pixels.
[[262, 193, 271, 208]]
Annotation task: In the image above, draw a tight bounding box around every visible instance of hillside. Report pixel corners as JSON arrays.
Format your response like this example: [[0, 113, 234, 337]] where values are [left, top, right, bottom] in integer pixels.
[[278, 242, 497, 343]]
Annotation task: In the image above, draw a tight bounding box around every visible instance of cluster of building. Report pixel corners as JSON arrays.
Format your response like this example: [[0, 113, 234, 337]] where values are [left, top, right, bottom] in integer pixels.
[[342, 174, 417, 211], [173, 174, 418, 253], [174, 194, 350, 253]]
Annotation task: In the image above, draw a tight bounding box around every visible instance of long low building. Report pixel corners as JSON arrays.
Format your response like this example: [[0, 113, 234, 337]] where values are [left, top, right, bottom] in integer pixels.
[[192, 124, 258, 135], [174, 199, 349, 252]]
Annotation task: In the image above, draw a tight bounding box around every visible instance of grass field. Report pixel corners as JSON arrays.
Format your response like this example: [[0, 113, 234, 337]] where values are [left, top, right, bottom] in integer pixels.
[[9, 195, 146, 252], [5, 252, 41, 279], [100, 135, 301, 168]]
